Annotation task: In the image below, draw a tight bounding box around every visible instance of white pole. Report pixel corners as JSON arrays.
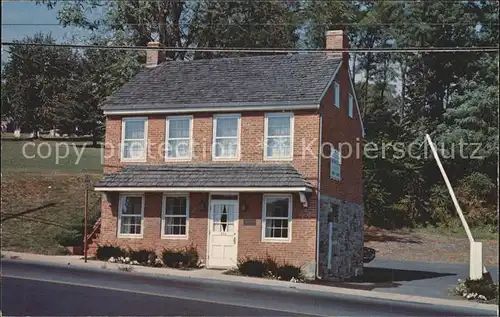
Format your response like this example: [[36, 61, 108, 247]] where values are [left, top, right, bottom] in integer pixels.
[[425, 134, 474, 242], [425, 134, 487, 275]]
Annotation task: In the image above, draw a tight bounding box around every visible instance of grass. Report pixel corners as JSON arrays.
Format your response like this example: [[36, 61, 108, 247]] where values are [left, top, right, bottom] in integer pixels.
[[1, 139, 103, 175], [413, 224, 498, 241], [1, 140, 103, 254]]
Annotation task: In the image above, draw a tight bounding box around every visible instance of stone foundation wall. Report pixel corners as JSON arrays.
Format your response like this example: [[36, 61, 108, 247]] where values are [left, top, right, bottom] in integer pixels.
[[318, 195, 364, 280]]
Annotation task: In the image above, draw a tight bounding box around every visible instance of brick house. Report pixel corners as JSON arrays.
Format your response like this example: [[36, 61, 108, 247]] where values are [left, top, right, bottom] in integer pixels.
[[93, 30, 365, 280]]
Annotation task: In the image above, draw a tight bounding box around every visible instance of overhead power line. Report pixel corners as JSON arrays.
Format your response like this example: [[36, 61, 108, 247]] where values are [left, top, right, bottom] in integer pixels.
[[3, 22, 497, 26], [2, 41, 499, 53]]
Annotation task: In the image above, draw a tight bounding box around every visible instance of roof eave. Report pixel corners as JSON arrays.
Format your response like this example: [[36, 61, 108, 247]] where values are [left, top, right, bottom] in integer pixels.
[[94, 186, 313, 193], [102, 101, 320, 116]]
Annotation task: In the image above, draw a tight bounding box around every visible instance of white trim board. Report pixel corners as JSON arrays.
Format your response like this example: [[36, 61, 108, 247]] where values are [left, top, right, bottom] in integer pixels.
[[94, 187, 312, 193], [103, 104, 320, 116]]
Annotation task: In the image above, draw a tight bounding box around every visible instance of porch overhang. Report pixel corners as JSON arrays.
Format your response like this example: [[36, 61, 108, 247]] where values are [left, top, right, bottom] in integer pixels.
[[95, 163, 314, 207]]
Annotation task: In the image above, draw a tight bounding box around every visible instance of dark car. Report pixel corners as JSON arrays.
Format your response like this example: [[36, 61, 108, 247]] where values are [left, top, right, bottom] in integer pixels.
[[363, 247, 376, 263]]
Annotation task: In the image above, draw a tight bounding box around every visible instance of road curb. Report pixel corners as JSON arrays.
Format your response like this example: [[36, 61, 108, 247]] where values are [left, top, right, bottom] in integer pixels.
[[2, 254, 498, 313]]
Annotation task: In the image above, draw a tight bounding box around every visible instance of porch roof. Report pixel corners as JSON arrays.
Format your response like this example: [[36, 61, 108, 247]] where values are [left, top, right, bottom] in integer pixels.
[[94, 163, 313, 192]]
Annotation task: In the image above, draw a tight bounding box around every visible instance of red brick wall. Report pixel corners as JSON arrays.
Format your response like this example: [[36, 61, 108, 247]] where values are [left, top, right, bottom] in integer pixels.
[[319, 61, 364, 204], [99, 192, 317, 269], [238, 193, 317, 270], [99, 192, 209, 259], [103, 110, 320, 182]]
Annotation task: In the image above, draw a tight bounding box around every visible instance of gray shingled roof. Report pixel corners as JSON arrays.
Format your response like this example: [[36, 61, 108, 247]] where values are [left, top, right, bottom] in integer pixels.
[[94, 164, 313, 189], [102, 54, 341, 111]]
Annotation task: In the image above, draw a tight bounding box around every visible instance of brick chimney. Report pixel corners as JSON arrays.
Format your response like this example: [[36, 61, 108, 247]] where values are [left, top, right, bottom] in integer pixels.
[[325, 30, 349, 63], [146, 41, 166, 68]]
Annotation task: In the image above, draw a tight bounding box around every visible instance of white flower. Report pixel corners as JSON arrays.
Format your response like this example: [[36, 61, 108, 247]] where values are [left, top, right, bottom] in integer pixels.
[[478, 295, 487, 301], [108, 257, 116, 263]]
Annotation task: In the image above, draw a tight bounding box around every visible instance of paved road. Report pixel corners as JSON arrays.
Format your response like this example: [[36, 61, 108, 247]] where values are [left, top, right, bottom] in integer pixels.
[[1, 261, 495, 316], [357, 259, 499, 299]]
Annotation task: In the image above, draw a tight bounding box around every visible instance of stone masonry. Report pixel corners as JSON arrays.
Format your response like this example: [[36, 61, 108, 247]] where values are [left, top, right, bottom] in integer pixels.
[[318, 194, 364, 280]]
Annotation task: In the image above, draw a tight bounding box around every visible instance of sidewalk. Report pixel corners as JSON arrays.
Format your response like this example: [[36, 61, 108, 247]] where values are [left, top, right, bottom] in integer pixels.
[[1, 251, 497, 312]]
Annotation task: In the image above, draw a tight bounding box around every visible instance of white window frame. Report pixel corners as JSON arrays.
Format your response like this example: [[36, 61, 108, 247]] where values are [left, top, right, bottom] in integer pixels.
[[348, 93, 354, 118], [330, 148, 341, 181], [165, 115, 193, 161], [334, 82, 340, 109], [261, 194, 292, 243], [121, 117, 148, 162], [264, 112, 294, 161], [212, 114, 241, 161], [161, 193, 189, 239], [117, 193, 145, 238]]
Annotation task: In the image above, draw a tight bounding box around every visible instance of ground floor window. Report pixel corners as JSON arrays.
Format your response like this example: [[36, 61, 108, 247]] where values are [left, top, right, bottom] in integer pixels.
[[118, 194, 144, 237], [162, 194, 189, 238], [262, 194, 292, 242]]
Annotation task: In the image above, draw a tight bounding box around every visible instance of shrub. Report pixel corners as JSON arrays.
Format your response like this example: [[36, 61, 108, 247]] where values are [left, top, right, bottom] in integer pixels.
[[238, 258, 267, 277], [276, 264, 303, 281], [183, 245, 200, 268], [263, 255, 279, 276], [162, 249, 186, 268], [162, 245, 200, 269], [452, 277, 499, 301], [55, 229, 83, 247], [129, 249, 157, 265], [96, 245, 127, 261]]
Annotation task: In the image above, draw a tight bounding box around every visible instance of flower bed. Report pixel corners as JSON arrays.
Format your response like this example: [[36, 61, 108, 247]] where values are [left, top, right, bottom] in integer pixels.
[[225, 255, 305, 283], [96, 244, 203, 269], [451, 277, 498, 303]]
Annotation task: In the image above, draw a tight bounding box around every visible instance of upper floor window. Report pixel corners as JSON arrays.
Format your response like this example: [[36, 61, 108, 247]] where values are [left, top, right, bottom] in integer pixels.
[[334, 82, 340, 108], [265, 113, 293, 160], [121, 117, 147, 161], [262, 195, 292, 242], [330, 148, 341, 180], [348, 93, 354, 118], [162, 194, 189, 238], [166, 116, 192, 160], [118, 194, 144, 237], [213, 114, 240, 160]]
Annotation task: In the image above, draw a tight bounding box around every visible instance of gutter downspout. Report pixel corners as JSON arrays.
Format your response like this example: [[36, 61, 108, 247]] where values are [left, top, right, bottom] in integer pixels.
[[327, 218, 333, 272], [315, 114, 323, 279]]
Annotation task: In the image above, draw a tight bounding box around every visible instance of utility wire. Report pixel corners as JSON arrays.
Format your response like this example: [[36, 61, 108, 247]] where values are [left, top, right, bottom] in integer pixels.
[[3, 22, 496, 26], [1, 0, 492, 3], [2, 41, 499, 53]]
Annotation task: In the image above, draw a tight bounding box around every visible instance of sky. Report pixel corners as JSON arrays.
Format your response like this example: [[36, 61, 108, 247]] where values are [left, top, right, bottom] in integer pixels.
[[1, 1, 87, 61]]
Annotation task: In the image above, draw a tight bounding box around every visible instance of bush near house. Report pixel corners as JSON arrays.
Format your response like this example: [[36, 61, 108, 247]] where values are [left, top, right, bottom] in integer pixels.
[[276, 265, 304, 281], [236, 256, 303, 281], [162, 245, 200, 269], [128, 249, 157, 265], [96, 245, 127, 261]]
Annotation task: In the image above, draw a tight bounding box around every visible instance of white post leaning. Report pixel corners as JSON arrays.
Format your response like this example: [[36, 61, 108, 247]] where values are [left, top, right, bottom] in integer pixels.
[[425, 134, 487, 279]]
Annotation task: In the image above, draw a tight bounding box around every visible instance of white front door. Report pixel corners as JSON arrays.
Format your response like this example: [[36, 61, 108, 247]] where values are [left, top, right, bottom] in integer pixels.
[[208, 200, 239, 268]]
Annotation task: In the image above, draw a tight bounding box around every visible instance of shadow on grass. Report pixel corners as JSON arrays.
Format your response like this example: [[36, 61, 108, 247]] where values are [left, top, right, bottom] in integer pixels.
[[312, 267, 457, 291]]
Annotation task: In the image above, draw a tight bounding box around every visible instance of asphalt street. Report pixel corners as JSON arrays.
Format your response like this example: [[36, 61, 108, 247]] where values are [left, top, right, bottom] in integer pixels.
[[345, 258, 500, 298], [1, 261, 496, 316]]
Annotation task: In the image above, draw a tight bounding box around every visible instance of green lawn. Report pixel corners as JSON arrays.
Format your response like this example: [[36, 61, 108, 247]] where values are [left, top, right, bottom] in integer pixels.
[[1, 140, 103, 254], [1, 140, 103, 175]]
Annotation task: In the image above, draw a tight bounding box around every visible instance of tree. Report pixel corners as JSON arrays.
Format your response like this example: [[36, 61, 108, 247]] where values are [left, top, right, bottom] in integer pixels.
[[2, 33, 80, 134], [73, 37, 141, 146]]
